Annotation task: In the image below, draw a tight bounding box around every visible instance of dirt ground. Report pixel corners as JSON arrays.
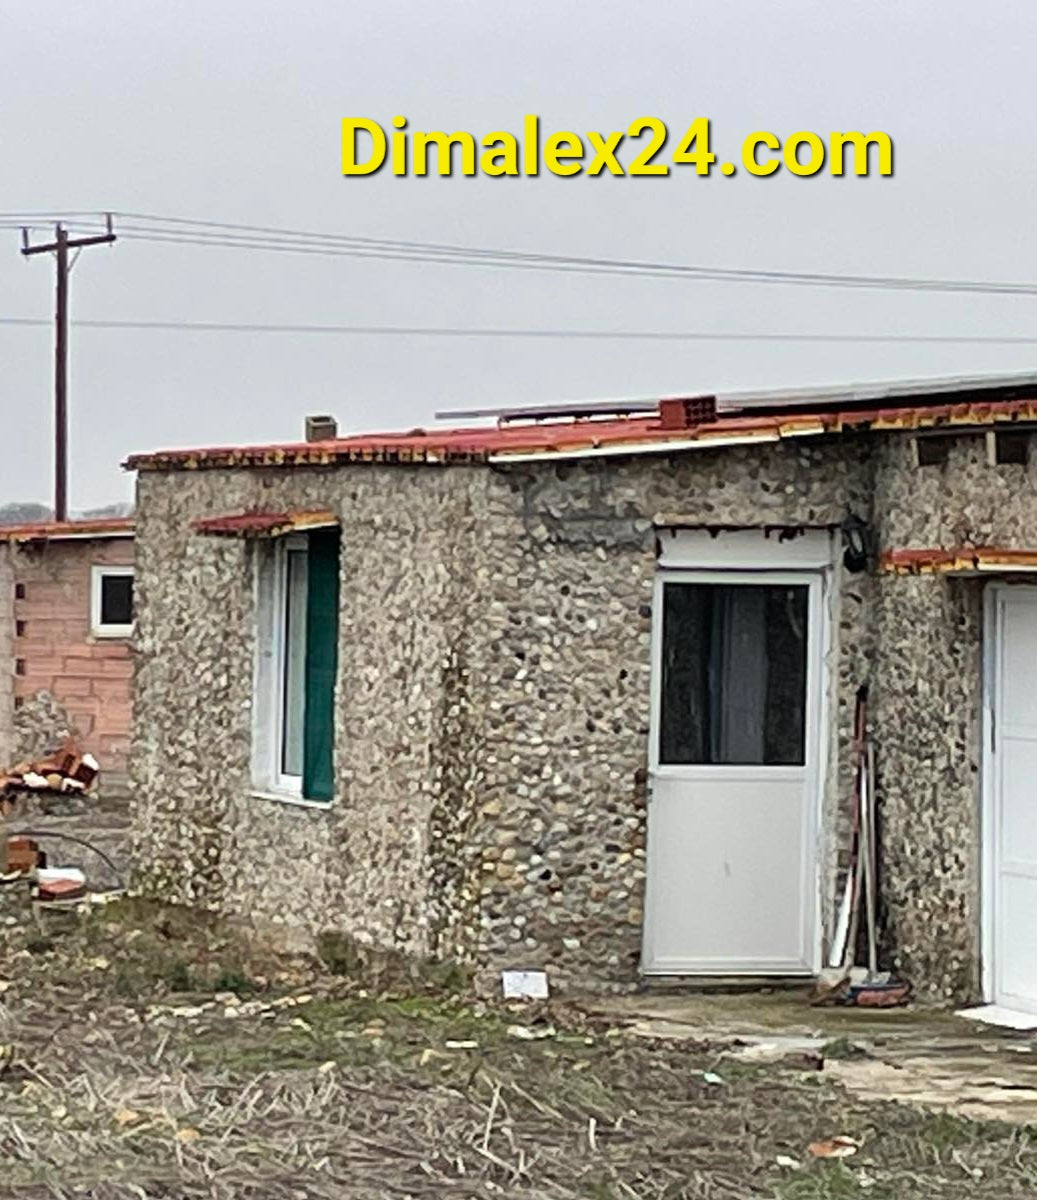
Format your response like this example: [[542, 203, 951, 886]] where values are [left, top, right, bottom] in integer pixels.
[[2, 894, 1037, 1199]]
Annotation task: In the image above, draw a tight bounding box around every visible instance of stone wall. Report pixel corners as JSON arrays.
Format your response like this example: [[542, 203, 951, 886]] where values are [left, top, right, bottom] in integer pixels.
[[131, 466, 490, 955], [871, 574, 982, 1001], [866, 430, 1037, 1001], [131, 423, 1037, 1001], [463, 444, 875, 990], [130, 436, 875, 991]]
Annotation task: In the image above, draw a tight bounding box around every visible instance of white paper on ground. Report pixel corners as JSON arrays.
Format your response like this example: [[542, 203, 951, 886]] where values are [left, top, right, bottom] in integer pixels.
[[501, 969, 549, 1000], [957, 1004, 1037, 1031]]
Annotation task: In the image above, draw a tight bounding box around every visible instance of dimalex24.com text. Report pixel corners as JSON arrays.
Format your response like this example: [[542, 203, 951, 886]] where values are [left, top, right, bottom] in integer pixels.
[[342, 117, 894, 179]]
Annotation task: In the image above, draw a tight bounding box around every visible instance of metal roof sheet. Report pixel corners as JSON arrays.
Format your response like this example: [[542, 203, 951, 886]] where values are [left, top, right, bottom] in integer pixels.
[[714, 368, 1037, 414], [125, 370, 1037, 474]]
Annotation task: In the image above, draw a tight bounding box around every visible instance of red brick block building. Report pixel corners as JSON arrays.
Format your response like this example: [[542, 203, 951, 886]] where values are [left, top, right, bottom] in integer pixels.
[[0, 519, 135, 780]]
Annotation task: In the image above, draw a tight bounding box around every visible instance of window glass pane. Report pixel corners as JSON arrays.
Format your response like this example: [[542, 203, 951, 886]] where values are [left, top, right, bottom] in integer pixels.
[[302, 529, 340, 802], [659, 582, 808, 766], [281, 547, 308, 777], [100, 574, 133, 626]]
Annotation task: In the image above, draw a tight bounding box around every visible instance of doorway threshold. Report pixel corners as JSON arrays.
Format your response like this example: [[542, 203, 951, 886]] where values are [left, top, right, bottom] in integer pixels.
[[640, 975, 814, 995], [957, 1004, 1037, 1031]]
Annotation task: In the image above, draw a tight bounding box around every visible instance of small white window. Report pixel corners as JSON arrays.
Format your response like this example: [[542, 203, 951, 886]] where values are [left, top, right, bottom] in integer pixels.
[[90, 566, 134, 638]]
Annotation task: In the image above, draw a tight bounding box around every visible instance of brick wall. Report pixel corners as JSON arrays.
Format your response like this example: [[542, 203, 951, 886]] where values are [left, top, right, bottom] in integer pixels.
[[12, 537, 134, 773], [0, 547, 13, 770]]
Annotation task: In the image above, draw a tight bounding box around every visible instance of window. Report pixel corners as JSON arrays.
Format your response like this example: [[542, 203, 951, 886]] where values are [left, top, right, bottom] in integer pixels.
[[915, 436, 950, 467], [253, 529, 340, 802], [994, 430, 1030, 465], [659, 581, 808, 766], [90, 566, 134, 637]]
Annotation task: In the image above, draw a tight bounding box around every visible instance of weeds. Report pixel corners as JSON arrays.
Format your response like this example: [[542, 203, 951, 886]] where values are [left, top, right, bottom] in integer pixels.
[[821, 1037, 870, 1061], [3, 899, 1037, 1197]]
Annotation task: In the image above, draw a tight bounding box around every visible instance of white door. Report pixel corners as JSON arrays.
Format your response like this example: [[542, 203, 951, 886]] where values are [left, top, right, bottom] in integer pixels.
[[643, 570, 823, 975], [987, 587, 1037, 1012]]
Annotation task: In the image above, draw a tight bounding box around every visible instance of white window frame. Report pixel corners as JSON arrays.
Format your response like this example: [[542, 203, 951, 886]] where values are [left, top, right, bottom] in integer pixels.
[[90, 565, 134, 638], [252, 536, 311, 803]]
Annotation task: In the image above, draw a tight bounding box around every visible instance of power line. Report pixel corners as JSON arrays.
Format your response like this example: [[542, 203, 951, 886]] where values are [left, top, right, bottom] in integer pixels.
[[3, 315, 1037, 344], [107, 213, 1037, 296], [4, 209, 1037, 297], [106, 221, 1037, 296]]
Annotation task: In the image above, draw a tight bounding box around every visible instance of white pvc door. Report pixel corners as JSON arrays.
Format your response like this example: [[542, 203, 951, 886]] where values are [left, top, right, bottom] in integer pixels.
[[989, 588, 1037, 1012], [643, 571, 823, 975]]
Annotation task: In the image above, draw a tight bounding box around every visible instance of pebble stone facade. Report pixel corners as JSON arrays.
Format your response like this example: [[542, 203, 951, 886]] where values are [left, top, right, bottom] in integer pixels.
[[130, 425, 1032, 1000]]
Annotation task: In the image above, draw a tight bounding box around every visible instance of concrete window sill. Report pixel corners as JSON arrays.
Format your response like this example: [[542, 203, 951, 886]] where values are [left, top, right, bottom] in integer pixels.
[[250, 789, 332, 811]]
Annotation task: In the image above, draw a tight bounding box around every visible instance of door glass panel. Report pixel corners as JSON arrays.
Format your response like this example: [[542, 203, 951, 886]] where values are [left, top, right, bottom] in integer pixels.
[[281, 545, 309, 777], [659, 582, 808, 765]]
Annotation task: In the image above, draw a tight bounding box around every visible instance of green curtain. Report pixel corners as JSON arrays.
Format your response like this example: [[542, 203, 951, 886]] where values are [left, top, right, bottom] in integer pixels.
[[302, 528, 340, 801]]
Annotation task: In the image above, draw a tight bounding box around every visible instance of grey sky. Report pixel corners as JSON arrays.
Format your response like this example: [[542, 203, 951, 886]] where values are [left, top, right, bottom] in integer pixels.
[[1, 0, 1035, 509]]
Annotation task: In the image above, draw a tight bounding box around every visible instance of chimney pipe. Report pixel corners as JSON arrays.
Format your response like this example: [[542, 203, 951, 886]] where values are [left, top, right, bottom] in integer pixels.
[[305, 414, 338, 442]]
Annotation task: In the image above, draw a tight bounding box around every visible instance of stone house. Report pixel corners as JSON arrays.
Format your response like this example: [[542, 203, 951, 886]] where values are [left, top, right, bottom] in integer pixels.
[[126, 372, 1037, 1007], [0, 518, 135, 782]]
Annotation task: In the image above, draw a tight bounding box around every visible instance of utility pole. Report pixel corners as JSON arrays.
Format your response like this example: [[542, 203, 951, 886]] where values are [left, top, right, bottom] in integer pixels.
[[21, 215, 116, 522]]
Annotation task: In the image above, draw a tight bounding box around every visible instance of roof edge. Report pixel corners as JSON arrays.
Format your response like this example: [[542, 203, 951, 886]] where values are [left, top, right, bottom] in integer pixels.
[[0, 517, 135, 544], [882, 546, 1037, 575], [191, 508, 339, 538], [124, 395, 1037, 473]]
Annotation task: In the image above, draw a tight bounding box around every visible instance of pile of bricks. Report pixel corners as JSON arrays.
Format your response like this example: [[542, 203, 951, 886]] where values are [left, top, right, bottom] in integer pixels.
[[1, 740, 99, 897], [0, 739, 99, 800], [2, 834, 87, 899], [6, 834, 44, 874]]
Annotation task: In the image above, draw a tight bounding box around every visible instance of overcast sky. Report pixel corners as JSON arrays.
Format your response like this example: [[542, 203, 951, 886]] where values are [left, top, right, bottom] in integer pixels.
[[2, 0, 1036, 509]]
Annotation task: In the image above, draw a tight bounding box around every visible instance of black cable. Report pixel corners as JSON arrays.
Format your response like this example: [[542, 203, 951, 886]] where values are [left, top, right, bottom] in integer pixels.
[[4, 315, 1037, 344], [4, 209, 1037, 297]]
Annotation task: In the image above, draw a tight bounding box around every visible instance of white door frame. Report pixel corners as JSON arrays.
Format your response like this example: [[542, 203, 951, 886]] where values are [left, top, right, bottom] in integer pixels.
[[980, 583, 1037, 1005], [982, 583, 999, 1003], [642, 548, 831, 976]]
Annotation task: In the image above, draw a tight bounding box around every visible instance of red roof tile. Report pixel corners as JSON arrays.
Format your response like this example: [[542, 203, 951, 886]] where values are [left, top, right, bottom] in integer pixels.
[[191, 509, 339, 537], [0, 517, 134, 543], [882, 547, 1037, 575], [124, 395, 1037, 472]]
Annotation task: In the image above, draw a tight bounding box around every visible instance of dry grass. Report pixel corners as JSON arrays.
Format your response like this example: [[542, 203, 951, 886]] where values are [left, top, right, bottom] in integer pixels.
[[1, 895, 1036, 1198]]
